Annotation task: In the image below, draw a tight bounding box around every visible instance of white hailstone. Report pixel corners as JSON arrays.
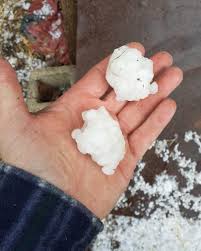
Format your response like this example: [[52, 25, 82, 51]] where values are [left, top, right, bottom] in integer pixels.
[[106, 45, 158, 101], [72, 106, 126, 175]]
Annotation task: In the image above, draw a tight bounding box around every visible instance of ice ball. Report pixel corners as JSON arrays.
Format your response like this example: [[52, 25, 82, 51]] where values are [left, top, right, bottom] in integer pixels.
[[106, 45, 158, 101], [72, 106, 126, 175]]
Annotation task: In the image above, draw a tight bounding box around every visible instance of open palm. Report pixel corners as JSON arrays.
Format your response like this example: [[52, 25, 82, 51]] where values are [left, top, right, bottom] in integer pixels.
[[0, 43, 183, 218]]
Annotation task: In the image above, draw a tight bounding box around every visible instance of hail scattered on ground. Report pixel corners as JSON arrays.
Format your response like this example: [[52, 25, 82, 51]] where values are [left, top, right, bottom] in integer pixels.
[[92, 131, 201, 251], [0, 0, 46, 98]]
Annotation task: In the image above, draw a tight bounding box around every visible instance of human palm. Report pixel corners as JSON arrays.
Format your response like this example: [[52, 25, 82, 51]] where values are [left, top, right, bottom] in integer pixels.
[[0, 43, 183, 218]]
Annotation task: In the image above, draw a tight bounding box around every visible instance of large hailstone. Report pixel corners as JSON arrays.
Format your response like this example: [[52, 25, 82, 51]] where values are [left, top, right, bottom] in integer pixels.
[[72, 106, 126, 175], [106, 45, 158, 101]]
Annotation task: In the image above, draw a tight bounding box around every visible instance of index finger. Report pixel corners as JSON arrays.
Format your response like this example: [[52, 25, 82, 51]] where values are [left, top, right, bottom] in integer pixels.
[[129, 98, 176, 161]]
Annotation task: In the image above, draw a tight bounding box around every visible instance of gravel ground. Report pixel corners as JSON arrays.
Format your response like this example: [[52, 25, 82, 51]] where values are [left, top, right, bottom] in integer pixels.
[[0, 0, 46, 97]]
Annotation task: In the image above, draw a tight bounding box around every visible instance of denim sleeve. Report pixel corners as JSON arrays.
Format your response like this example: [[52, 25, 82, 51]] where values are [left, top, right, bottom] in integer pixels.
[[0, 162, 103, 251]]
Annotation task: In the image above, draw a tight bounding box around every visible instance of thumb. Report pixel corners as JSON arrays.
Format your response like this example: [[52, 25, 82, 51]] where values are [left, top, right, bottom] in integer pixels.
[[0, 60, 30, 160], [0, 59, 28, 118]]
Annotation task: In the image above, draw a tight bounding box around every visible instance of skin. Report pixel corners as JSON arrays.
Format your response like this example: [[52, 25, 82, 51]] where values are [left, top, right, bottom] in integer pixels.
[[0, 42, 183, 219]]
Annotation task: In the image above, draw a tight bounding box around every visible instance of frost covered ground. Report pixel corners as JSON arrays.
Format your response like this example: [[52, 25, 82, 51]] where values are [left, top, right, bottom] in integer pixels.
[[92, 131, 201, 251]]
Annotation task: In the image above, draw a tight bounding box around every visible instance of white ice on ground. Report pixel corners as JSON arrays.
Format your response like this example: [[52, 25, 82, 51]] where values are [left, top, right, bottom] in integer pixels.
[[185, 130, 201, 153], [21, 2, 31, 10], [106, 45, 158, 101], [92, 131, 201, 251], [72, 106, 126, 175], [49, 16, 62, 40], [33, 0, 54, 17], [94, 210, 201, 251]]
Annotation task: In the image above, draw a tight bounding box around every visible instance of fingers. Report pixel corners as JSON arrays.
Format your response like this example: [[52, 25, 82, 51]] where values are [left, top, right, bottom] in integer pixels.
[[129, 99, 176, 161], [118, 145, 137, 182], [118, 67, 183, 134], [152, 51, 173, 75], [103, 51, 173, 114], [70, 42, 145, 98], [0, 60, 27, 117]]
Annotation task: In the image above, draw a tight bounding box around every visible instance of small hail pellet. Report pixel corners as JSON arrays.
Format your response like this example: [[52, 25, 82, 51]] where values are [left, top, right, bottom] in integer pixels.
[[72, 106, 126, 175], [106, 45, 158, 101]]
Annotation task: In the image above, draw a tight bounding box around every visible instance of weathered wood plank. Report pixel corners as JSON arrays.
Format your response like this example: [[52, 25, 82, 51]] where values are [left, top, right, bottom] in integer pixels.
[[61, 0, 77, 64]]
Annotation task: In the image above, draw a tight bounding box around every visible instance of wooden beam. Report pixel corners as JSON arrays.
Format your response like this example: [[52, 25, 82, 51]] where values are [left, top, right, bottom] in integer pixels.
[[61, 0, 77, 64]]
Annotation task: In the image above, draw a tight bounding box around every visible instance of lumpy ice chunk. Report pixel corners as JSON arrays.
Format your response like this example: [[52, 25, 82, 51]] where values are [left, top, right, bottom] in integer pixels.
[[72, 106, 126, 175], [106, 45, 158, 101]]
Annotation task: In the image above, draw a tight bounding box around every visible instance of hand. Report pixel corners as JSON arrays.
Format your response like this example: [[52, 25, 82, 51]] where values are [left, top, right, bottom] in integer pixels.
[[0, 42, 183, 219]]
